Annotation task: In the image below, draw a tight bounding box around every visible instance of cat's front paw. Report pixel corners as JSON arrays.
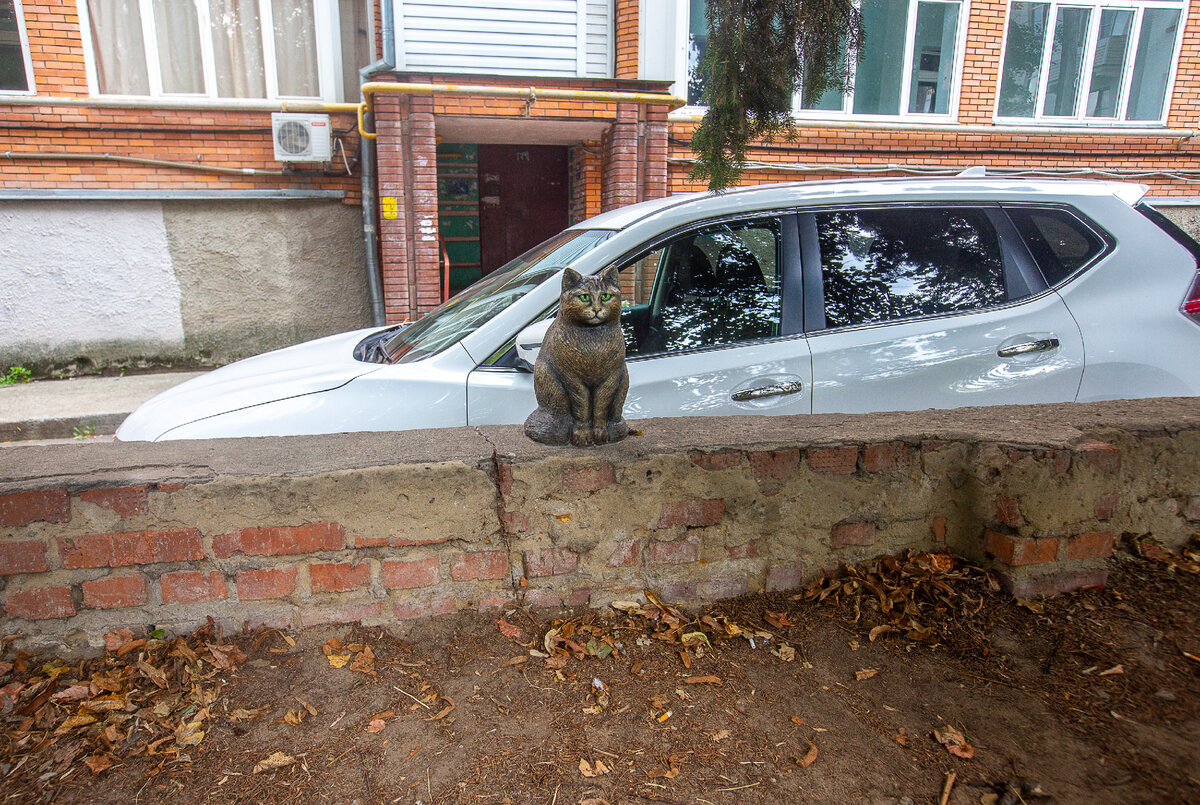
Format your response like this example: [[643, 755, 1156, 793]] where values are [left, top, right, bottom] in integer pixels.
[[569, 425, 595, 447]]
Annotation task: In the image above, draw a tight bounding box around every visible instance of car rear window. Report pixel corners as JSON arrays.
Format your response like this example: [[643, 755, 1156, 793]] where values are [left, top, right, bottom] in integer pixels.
[[815, 207, 1010, 329], [1004, 207, 1106, 286]]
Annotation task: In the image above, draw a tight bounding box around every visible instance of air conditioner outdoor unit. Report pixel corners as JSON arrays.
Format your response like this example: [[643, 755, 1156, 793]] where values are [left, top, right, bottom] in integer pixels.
[[271, 113, 332, 162]]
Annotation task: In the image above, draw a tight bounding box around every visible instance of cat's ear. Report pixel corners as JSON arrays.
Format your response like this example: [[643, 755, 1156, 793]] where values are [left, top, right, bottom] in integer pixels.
[[598, 266, 620, 287], [561, 267, 583, 290]]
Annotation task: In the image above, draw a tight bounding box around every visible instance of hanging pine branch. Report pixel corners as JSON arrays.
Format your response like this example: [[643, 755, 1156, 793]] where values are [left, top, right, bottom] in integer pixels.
[[690, 0, 863, 189]]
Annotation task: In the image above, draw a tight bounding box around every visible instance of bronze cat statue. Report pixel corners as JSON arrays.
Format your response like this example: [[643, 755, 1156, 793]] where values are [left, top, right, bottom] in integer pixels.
[[524, 266, 630, 447]]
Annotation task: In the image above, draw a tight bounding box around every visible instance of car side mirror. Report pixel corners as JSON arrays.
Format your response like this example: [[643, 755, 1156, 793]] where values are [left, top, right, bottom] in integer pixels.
[[514, 318, 554, 372]]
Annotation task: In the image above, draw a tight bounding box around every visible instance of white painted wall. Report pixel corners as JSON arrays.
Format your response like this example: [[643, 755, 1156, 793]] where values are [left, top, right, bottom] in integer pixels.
[[0, 201, 186, 358]]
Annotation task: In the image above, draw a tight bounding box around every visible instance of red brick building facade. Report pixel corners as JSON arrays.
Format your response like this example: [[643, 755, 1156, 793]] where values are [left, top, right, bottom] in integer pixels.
[[3, 0, 1200, 354]]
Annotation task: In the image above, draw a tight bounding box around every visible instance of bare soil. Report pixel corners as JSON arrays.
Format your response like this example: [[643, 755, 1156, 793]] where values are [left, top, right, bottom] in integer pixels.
[[3, 543, 1198, 805]]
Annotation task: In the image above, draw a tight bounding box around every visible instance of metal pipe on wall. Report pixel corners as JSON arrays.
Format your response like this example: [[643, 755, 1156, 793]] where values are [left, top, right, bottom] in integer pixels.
[[358, 0, 396, 328]]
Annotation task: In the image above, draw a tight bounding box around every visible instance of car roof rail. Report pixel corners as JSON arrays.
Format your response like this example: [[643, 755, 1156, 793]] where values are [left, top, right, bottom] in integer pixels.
[[957, 166, 988, 178]]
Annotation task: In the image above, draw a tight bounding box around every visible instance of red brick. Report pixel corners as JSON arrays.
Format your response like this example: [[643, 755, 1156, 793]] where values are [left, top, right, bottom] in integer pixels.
[[213, 522, 345, 558], [394, 595, 457, 621], [311, 562, 371, 593], [697, 576, 748, 599], [808, 445, 859, 474], [727, 541, 759, 559], [657, 499, 724, 528], [1006, 569, 1108, 598], [155, 483, 187, 494], [0, 540, 50, 575], [302, 601, 383, 627], [995, 495, 1026, 528], [80, 486, 149, 517], [382, 557, 439, 589], [931, 516, 947, 543], [501, 511, 530, 534], [1067, 531, 1114, 561], [1073, 440, 1121, 474], [0, 489, 69, 526], [567, 587, 592, 607], [524, 547, 578, 577], [450, 551, 508, 581], [495, 462, 514, 496], [562, 463, 615, 493], [747, 449, 801, 481], [689, 451, 743, 470], [862, 442, 913, 472], [831, 521, 876, 548], [478, 591, 514, 610], [606, 539, 639, 567], [1095, 492, 1118, 521], [647, 535, 699, 564], [161, 570, 227, 604], [5, 586, 75, 620], [237, 566, 297, 600], [766, 562, 805, 592], [82, 574, 148, 609], [58, 529, 203, 568], [983, 531, 1059, 566], [524, 588, 563, 608]]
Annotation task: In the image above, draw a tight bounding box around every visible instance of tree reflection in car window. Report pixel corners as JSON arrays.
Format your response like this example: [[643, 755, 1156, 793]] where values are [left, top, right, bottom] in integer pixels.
[[817, 208, 1009, 329], [619, 218, 783, 356]]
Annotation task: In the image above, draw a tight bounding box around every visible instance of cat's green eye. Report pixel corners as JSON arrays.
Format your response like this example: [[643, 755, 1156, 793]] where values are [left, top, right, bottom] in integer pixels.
[[578, 293, 590, 303], [600, 293, 612, 301]]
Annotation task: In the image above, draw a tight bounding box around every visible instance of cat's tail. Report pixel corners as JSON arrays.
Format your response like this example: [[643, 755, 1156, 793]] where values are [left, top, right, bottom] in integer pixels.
[[523, 406, 574, 446]]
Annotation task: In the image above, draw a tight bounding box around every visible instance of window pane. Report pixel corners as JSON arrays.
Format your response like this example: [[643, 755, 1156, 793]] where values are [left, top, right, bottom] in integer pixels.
[[1006, 207, 1105, 286], [0, 0, 28, 91], [87, 0, 150, 95], [623, 219, 782, 356], [210, 0, 265, 98], [687, 0, 707, 105], [817, 208, 1008, 329], [272, 0, 318, 97], [1042, 6, 1090, 117], [853, 0, 910, 115], [153, 0, 204, 94], [998, 2, 1049, 117], [1126, 8, 1180, 121], [908, 1, 959, 114], [800, 33, 847, 111], [1085, 9, 1133, 118]]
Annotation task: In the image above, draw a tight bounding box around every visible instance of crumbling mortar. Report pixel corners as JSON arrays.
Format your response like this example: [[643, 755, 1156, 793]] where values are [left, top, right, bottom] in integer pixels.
[[477, 427, 522, 603]]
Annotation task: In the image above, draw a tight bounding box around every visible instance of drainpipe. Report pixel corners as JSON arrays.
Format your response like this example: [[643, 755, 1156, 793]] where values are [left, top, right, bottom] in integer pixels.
[[359, 0, 396, 327]]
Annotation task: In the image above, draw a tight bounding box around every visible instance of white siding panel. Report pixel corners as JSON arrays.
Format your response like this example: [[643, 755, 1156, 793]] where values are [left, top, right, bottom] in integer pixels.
[[399, 0, 612, 78]]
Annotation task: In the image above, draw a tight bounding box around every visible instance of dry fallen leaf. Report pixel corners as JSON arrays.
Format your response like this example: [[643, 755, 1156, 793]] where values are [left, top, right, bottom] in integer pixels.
[[84, 753, 113, 774], [327, 652, 352, 669], [855, 668, 879, 681], [579, 758, 610, 777], [366, 718, 386, 733], [796, 741, 818, 768], [253, 752, 296, 774], [683, 675, 722, 685], [932, 725, 975, 759], [497, 619, 523, 640], [175, 720, 204, 747]]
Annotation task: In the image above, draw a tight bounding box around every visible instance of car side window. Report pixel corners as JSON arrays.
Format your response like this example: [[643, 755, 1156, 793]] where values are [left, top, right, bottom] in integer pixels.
[[619, 218, 783, 356], [815, 207, 1012, 329], [1004, 207, 1106, 286]]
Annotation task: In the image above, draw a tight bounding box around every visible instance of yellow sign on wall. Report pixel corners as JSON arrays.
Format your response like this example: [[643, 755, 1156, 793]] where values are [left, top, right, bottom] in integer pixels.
[[381, 197, 398, 220]]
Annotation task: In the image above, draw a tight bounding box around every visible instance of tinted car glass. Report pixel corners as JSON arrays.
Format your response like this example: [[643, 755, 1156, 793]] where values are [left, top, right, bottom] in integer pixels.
[[620, 218, 783, 355], [816, 207, 1009, 329], [1005, 207, 1105, 286]]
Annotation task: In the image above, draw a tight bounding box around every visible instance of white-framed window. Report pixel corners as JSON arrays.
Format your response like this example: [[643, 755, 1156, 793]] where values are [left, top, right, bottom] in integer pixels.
[[0, 0, 35, 93], [77, 0, 370, 102], [675, 0, 969, 120], [995, 0, 1184, 124]]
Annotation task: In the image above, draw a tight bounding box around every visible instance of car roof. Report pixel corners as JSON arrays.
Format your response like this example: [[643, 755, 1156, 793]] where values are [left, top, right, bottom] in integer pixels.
[[570, 176, 1149, 232]]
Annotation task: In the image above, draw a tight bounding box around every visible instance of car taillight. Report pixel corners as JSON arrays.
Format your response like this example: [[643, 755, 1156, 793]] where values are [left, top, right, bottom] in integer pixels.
[[1184, 272, 1200, 323]]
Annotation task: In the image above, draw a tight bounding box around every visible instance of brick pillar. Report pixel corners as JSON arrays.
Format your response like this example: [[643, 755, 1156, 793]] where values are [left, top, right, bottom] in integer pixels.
[[373, 93, 442, 324], [601, 103, 671, 212], [602, 103, 640, 211]]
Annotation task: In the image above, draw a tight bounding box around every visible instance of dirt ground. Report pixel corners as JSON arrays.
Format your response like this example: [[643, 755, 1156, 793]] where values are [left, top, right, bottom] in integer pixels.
[[2, 540, 1198, 805]]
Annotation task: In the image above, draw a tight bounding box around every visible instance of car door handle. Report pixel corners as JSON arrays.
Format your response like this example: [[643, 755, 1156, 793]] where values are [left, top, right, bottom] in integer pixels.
[[997, 338, 1060, 358], [731, 380, 804, 402]]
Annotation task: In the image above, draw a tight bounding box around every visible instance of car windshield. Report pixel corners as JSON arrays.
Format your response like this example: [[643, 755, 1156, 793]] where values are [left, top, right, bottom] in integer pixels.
[[383, 228, 614, 363]]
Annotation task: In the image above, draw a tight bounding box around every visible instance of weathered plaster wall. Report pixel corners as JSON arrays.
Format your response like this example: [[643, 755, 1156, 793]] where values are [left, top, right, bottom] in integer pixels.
[[0, 202, 186, 367], [0, 199, 369, 372], [1, 399, 1197, 655]]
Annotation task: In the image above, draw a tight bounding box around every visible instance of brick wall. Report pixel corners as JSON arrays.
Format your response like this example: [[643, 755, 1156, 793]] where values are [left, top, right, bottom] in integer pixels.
[[2, 399, 1196, 654]]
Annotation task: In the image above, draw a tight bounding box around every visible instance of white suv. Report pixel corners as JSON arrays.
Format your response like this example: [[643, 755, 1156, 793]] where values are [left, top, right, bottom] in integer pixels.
[[117, 178, 1200, 441]]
